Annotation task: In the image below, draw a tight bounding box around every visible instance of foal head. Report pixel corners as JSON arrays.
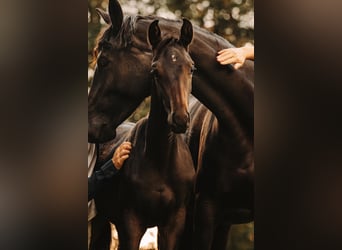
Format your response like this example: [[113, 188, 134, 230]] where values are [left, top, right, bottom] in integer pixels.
[[148, 19, 195, 133]]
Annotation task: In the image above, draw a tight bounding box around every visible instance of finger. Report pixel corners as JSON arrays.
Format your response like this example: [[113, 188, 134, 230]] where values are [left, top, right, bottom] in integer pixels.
[[122, 144, 132, 150], [218, 58, 238, 65], [120, 149, 131, 156], [217, 51, 234, 58], [217, 53, 235, 62], [117, 147, 128, 156], [217, 49, 228, 54], [234, 63, 243, 69], [121, 143, 132, 150], [217, 56, 234, 64], [121, 155, 129, 161]]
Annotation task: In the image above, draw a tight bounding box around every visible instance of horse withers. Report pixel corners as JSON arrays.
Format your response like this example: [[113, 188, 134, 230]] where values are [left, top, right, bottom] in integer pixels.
[[94, 19, 196, 250]]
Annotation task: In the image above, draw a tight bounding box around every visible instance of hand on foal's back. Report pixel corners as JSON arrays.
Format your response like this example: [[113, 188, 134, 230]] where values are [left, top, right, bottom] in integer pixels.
[[112, 141, 132, 169]]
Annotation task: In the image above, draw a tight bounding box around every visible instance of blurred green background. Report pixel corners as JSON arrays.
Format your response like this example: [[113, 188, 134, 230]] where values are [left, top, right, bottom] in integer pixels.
[[88, 1, 254, 249]]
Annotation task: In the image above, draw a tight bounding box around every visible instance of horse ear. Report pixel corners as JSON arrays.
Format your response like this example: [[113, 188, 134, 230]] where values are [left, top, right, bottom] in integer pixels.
[[109, 0, 123, 37], [148, 20, 162, 49], [95, 8, 111, 24], [179, 18, 193, 49]]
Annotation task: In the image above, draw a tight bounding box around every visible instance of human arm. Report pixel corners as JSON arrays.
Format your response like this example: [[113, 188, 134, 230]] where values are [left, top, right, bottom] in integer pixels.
[[88, 141, 132, 201], [216, 45, 254, 69]]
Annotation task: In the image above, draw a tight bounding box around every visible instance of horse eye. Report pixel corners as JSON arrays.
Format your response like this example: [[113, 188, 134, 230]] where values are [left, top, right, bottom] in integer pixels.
[[102, 42, 112, 51], [98, 57, 109, 68], [104, 45, 111, 50]]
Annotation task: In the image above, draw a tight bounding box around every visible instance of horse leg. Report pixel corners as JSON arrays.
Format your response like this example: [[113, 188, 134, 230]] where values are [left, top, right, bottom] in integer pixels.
[[158, 206, 187, 250], [89, 214, 112, 250], [116, 211, 146, 250], [193, 193, 217, 250]]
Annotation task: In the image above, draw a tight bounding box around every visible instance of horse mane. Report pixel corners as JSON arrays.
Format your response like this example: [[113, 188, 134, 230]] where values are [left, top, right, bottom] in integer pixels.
[[91, 14, 236, 66], [91, 15, 139, 66]]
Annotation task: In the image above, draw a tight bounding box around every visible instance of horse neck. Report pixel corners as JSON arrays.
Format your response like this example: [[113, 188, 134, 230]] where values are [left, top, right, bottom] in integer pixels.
[[201, 111, 254, 172], [145, 82, 174, 159], [189, 34, 254, 136], [192, 75, 253, 140]]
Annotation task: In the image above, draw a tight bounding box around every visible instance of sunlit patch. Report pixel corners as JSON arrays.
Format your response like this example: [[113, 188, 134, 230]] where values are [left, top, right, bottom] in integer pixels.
[[110, 225, 158, 249]]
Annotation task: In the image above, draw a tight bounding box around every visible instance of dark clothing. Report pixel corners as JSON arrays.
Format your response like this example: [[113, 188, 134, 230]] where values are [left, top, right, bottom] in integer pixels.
[[88, 160, 119, 201]]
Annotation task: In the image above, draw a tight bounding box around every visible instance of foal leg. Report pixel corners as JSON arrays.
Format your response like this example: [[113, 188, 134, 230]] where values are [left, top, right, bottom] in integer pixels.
[[116, 211, 146, 250], [193, 193, 217, 250], [178, 198, 195, 250], [158, 206, 187, 250]]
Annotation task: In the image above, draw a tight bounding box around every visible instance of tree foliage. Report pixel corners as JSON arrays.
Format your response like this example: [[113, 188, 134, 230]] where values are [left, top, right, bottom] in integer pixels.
[[88, 0, 254, 68], [165, 0, 254, 46]]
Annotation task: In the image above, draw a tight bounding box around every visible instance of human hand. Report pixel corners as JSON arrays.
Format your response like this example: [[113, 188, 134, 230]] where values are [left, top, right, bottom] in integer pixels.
[[112, 141, 132, 169], [216, 46, 254, 69]]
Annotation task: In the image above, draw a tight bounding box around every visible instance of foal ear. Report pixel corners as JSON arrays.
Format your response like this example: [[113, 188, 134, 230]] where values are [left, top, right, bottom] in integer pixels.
[[108, 0, 123, 37], [179, 18, 193, 49], [148, 20, 162, 49], [95, 8, 111, 24]]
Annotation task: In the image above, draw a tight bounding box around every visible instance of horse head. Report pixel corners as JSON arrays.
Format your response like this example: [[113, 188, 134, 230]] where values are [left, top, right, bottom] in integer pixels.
[[89, 0, 254, 143], [148, 19, 194, 133], [88, 0, 152, 143]]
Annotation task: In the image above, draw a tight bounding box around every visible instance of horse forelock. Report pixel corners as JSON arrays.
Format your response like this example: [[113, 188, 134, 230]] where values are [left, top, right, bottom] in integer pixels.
[[92, 15, 138, 66]]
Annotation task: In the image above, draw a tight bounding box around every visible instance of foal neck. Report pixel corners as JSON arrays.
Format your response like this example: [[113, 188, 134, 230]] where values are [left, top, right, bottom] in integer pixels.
[[145, 83, 174, 158]]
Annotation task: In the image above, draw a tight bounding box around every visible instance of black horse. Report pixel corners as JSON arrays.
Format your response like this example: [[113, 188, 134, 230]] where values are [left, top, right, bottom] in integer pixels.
[[187, 97, 254, 250], [94, 19, 195, 250], [88, 1, 254, 249], [88, 0, 253, 144]]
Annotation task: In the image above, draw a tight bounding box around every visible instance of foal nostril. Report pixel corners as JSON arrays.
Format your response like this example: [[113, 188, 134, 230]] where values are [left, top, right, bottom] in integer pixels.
[[172, 112, 190, 127]]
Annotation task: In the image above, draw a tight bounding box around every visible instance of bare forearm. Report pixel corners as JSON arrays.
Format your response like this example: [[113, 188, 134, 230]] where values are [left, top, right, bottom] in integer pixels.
[[241, 46, 254, 60]]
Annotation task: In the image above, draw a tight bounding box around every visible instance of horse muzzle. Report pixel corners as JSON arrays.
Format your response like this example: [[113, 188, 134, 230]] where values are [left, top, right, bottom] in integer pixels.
[[88, 122, 117, 143]]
